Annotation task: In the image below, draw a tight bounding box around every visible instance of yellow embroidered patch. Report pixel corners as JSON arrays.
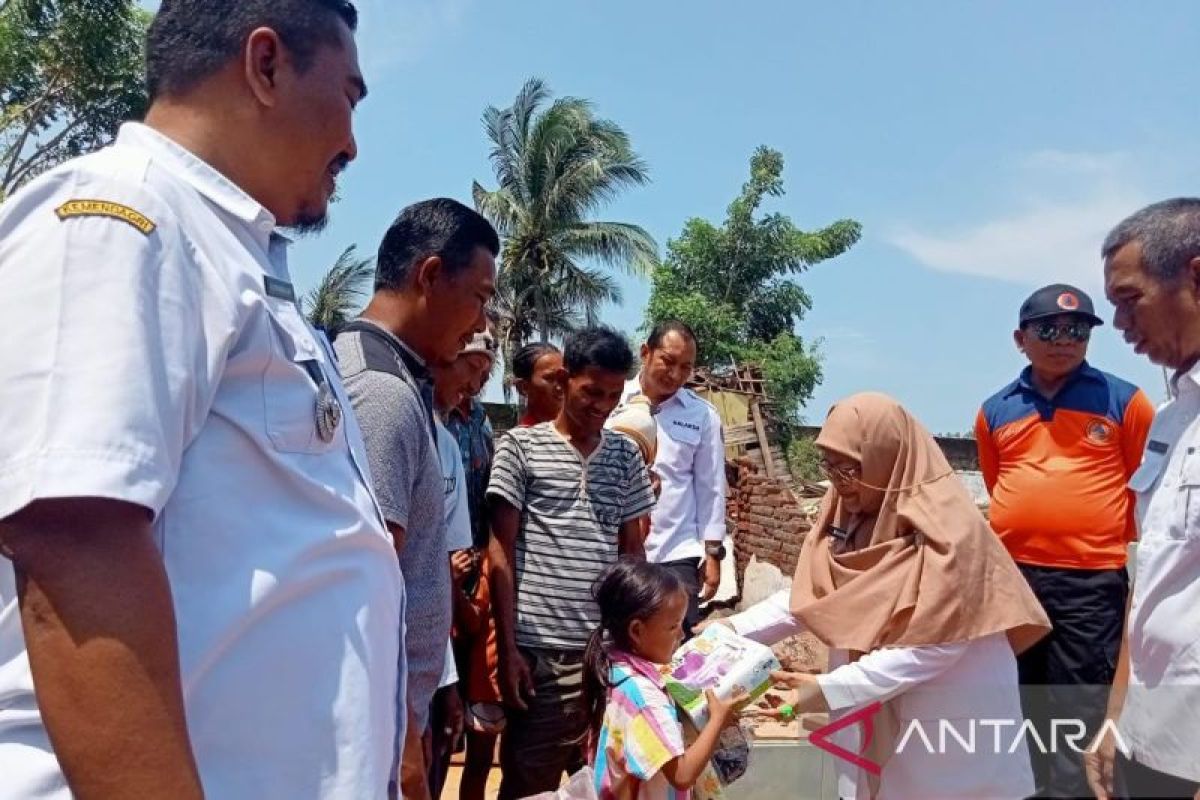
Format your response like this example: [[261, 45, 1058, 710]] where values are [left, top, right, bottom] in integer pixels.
[[55, 199, 156, 235]]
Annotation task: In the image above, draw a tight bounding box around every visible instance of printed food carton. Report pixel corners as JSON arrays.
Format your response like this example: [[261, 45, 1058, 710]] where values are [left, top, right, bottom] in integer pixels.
[[663, 623, 781, 729]]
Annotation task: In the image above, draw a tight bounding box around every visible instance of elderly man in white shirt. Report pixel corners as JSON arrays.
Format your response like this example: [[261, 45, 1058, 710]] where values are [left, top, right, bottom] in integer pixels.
[[0, 3, 405, 799], [1087, 198, 1200, 799], [616, 320, 727, 637]]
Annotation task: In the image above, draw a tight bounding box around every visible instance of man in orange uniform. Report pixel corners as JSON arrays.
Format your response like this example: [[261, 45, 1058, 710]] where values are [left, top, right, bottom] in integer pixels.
[[975, 283, 1154, 798]]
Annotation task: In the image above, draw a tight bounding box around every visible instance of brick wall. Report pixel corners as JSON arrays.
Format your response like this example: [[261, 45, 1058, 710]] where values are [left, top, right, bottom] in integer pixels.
[[730, 458, 814, 591]]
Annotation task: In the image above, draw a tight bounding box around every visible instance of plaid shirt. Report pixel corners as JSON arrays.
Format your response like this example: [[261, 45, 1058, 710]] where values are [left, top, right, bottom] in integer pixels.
[[445, 399, 494, 549]]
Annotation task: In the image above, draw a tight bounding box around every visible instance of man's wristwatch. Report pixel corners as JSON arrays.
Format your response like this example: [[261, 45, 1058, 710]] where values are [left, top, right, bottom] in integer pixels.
[[704, 542, 727, 561]]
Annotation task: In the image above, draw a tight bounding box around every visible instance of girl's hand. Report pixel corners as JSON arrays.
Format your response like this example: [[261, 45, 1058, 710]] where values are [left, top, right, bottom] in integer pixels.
[[704, 688, 749, 728]]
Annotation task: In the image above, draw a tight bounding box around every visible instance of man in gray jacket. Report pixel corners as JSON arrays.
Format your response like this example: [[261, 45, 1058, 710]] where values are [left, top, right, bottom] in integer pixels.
[[336, 198, 497, 799]]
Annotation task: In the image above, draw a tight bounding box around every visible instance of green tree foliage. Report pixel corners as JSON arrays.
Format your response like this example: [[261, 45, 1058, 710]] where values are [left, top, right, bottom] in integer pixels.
[[473, 77, 658, 394], [0, 0, 149, 200], [786, 434, 823, 483], [301, 245, 374, 337], [645, 146, 861, 421]]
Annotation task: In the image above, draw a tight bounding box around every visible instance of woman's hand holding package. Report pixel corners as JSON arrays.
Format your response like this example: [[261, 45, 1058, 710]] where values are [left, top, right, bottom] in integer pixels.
[[753, 669, 830, 717]]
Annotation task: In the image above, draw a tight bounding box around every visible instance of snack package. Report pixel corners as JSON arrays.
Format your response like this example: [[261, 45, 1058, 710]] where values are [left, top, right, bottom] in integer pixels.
[[523, 765, 596, 800], [682, 719, 752, 800], [663, 623, 781, 728]]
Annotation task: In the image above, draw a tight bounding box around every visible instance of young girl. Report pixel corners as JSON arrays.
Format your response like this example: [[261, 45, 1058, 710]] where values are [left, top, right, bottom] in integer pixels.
[[584, 560, 741, 800]]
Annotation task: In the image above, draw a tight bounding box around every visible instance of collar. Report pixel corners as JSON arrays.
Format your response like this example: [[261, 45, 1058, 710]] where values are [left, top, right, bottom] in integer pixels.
[[1008, 360, 1104, 399], [610, 650, 668, 688], [352, 317, 429, 381], [1172, 359, 1200, 396], [116, 122, 280, 247], [449, 398, 485, 425], [629, 374, 689, 411]]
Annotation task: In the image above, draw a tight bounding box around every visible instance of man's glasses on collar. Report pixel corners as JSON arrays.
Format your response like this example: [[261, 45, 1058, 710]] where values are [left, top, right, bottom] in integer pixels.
[[1033, 320, 1092, 343]]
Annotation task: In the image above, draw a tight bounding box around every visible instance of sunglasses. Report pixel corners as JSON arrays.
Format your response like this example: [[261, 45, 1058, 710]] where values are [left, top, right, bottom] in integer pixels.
[[1032, 320, 1092, 343]]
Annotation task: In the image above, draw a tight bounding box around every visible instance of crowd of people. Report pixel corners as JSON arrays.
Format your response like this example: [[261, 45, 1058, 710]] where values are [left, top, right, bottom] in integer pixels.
[[0, 2, 1198, 800]]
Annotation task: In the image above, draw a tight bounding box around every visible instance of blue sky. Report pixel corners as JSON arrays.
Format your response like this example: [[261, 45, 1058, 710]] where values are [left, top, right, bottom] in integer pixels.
[[280, 0, 1198, 432]]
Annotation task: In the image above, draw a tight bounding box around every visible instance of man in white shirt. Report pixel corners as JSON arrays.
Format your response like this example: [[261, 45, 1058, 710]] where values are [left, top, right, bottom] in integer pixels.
[[0, 3, 405, 799], [617, 320, 727, 636], [1086, 198, 1200, 799]]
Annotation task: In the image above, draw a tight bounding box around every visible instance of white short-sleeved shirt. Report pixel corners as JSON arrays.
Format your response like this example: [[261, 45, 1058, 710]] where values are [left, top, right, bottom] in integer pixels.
[[437, 420, 473, 553], [617, 379, 727, 563], [436, 419, 469, 689], [1120, 364, 1200, 783], [0, 123, 405, 799]]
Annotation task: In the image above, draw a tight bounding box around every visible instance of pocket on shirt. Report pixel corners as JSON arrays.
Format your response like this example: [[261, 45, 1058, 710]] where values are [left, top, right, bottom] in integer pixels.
[[588, 482, 627, 528], [1179, 455, 1200, 542], [261, 304, 338, 455]]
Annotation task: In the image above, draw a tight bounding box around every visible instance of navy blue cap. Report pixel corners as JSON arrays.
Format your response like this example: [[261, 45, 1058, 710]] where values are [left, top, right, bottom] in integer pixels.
[[1019, 283, 1104, 327]]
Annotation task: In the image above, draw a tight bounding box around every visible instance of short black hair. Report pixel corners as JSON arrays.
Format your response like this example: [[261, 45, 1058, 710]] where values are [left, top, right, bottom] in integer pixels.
[[512, 342, 561, 381], [646, 319, 698, 351], [563, 327, 634, 376], [146, 0, 358, 100], [375, 199, 500, 292]]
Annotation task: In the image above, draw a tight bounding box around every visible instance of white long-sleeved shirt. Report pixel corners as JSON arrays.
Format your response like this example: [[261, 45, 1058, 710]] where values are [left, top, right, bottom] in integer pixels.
[[620, 378, 727, 562], [1119, 363, 1200, 783], [727, 590, 1033, 800]]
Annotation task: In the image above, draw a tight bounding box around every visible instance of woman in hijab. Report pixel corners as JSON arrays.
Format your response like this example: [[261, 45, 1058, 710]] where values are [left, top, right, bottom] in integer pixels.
[[719, 393, 1050, 799]]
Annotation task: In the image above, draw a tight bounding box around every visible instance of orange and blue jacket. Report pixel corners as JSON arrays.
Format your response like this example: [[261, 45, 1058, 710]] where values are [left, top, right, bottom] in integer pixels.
[[975, 362, 1155, 569]]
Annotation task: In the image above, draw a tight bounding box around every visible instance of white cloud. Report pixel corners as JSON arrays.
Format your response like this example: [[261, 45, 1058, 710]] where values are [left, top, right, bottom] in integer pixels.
[[355, 0, 471, 74], [1019, 149, 1130, 177], [814, 326, 880, 371], [885, 151, 1148, 292]]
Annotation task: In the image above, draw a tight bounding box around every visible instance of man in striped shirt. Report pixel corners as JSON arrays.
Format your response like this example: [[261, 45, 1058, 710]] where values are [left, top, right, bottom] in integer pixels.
[[488, 327, 655, 800]]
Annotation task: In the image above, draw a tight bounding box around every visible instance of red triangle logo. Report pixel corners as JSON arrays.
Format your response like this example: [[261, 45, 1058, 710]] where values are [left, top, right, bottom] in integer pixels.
[[808, 701, 884, 776]]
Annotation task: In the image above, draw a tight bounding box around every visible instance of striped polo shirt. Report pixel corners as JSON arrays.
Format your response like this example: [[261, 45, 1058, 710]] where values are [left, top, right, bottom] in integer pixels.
[[487, 423, 656, 650], [975, 362, 1155, 569]]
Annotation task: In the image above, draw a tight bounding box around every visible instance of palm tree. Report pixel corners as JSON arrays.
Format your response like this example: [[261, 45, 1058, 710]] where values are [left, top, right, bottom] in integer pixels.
[[301, 245, 374, 337], [473, 78, 657, 393]]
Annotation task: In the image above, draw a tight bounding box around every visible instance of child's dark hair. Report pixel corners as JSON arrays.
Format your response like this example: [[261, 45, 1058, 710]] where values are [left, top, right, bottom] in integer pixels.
[[563, 326, 634, 377], [582, 558, 686, 745], [512, 341, 561, 381]]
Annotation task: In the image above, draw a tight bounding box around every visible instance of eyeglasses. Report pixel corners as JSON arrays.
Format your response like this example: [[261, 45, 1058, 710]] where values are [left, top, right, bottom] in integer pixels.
[[818, 461, 862, 484], [1033, 320, 1092, 343]]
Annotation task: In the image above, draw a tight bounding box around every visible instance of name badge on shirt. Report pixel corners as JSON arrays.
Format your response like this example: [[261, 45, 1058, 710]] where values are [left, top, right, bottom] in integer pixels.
[[665, 416, 703, 446], [264, 275, 297, 303]]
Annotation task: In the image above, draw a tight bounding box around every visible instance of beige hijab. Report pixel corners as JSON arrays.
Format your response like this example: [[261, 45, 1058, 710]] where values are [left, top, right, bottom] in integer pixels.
[[791, 392, 1050, 656]]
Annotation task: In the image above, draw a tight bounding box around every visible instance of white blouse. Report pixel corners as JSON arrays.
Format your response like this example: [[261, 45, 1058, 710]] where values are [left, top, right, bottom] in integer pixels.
[[728, 590, 1034, 800]]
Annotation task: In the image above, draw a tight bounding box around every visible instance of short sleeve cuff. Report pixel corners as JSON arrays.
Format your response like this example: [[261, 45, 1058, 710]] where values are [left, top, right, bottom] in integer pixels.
[[485, 485, 523, 511], [0, 449, 175, 520], [379, 505, 410, 531], [621, 496, 654, 524]]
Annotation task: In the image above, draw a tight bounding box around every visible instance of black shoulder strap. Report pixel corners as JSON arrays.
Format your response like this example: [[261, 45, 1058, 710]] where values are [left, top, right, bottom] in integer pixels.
[[338, 320, 438, 442], [339, 320, 409, 381]]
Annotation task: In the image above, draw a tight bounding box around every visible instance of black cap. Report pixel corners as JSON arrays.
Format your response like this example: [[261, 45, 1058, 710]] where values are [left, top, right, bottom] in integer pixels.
[[1018, 283, 1104, 327]]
